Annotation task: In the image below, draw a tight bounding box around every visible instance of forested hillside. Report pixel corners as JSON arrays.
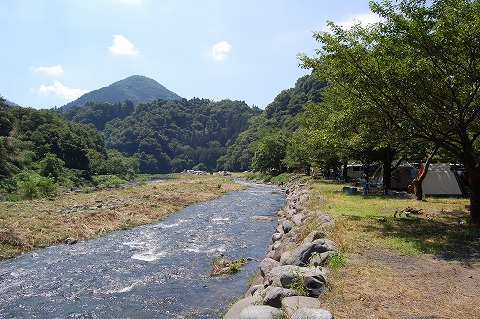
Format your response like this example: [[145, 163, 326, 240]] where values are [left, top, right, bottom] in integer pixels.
[[61, 75, 182, 110], [218, 74, 327, 172], [0, 98, 138, 198], [102, 98, 261, 173]]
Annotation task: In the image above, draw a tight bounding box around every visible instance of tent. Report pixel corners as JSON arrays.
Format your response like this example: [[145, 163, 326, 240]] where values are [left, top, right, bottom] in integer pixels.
[[422, 163, 466, 196], [371, 162, 417, 190], [371, 162, 467, 196]]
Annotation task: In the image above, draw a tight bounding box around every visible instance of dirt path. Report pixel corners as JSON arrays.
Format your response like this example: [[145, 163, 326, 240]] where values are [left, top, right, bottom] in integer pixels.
[[323, 248, 480, 319]]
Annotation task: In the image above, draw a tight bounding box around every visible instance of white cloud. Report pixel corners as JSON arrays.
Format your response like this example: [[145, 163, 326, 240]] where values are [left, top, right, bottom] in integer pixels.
[[38, 81, 89, 100], [31, 65, 64, 76], [109, 34, 140, 56], [335, 13, 384, 29], [211, 41, 232, 61]]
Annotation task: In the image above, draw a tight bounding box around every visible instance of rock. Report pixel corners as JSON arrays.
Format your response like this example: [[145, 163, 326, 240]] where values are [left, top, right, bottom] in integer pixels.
[[265, 265, 327, 289], [303, 274, 327, 297], [245, 284, 264, 297], [250, 216, 273, 222], [292, 213, 305, 226], [282, 220, 294, 233], [239, 305, 283, 319], [64, 237, 78, 245], [263, 286, 298, 308], [259, 258, 280, 278], [270, 239, 295, 262], [302, 231, 327, 244], [280, 239, 336, 266], [271, 232, 283, 243], [282, 296, 322, 318], [291, 308, 334, 319], [223, 295, 263, 319], [309, 251, 336, 267]]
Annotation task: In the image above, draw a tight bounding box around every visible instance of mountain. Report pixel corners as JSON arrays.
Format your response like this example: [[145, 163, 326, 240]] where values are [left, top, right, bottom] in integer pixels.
[[5, 99, 19, 107], [61, 75, 182, 110]]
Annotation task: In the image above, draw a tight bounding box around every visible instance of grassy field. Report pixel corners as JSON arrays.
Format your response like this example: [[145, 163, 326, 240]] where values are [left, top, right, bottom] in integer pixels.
[[300, 178, 480, 319], [0, 174, 244, 260]]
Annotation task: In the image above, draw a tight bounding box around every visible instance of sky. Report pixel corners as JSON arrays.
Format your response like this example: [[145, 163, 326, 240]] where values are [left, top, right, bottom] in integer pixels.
[[1, 0, 382, 110]]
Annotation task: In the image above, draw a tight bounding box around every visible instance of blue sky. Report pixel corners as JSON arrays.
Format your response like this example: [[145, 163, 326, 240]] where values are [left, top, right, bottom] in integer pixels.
[[1, 0, 381, 109]]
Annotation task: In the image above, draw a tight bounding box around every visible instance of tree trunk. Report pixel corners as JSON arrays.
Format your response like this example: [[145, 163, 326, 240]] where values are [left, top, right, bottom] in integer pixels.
[[381, 150, 395, 195], [342, 161, 348, 181], [413, 145, 438, 200], [463, 155, 480, 226]]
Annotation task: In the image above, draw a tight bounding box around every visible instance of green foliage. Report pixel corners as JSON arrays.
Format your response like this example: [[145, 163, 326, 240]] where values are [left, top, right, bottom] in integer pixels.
[[252, 129, 288, 173], [323, 252, 347, 274], [102, 98, 260, 173], [39, 153, 64, 180], [0, 105, 140, 192], [210, 255, 246, 276], [299, 0, 480, 224], [17, 173, 58, 199], [286, 270, 308, 296], [221, 75, 328, 172]]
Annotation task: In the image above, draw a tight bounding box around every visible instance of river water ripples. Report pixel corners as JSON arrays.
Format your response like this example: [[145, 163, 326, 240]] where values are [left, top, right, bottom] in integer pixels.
[[0, 181, 285, 318]]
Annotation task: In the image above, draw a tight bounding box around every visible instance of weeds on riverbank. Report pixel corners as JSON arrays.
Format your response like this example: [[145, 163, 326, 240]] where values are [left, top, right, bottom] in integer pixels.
[[0, 174, 244, 260], [210, 255, 246, 276]]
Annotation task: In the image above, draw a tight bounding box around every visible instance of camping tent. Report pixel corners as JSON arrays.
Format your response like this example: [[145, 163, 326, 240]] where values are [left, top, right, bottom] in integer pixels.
[[371, 162, 417, 190], [371, 162, 467, 196], [422, 163, 466, 196]]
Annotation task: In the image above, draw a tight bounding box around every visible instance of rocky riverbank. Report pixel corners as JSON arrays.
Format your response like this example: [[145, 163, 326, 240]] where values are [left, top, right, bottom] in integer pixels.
[[224, 177, 336, 319]]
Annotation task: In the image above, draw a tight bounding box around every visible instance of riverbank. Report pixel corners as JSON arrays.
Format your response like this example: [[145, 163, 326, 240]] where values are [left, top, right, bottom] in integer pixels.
[[226, 175, 480, 319], [0, 174, 244, 260]]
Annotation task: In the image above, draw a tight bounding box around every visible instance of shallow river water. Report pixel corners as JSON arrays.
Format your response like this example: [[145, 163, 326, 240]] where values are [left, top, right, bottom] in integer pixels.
[[0, 181, 285, 318]]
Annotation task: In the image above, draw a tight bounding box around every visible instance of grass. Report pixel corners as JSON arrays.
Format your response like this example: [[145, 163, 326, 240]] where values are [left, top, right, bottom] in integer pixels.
[[210, 255, 246, 276], [304, 180, 477, 259], [0, 174, 244, 260], [297, 178, 480, 319]]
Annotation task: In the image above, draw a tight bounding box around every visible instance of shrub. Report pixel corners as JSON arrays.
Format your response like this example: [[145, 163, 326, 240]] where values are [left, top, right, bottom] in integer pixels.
[[17, 173, 58, 199]]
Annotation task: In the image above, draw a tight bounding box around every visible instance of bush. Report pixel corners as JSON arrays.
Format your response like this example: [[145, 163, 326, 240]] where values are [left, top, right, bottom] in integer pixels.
[[17, 174, 58, 199]]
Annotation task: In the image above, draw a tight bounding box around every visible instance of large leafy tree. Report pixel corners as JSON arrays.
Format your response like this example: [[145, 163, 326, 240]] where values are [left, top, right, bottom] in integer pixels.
[[300, 0, 480, 225]]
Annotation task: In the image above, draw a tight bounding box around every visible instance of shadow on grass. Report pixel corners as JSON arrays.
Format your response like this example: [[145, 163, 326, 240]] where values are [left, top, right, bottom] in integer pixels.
[[363, 210, 480, 266]]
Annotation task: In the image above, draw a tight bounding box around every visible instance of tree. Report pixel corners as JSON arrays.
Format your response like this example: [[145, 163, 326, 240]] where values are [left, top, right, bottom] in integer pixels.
[[300, 0, 480, 225], [39, 153, 64, 180], [251, 129, 288, 173]]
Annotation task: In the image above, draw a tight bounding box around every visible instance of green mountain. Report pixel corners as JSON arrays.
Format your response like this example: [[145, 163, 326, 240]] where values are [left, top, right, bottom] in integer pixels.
[[61, 75, 182, 110]]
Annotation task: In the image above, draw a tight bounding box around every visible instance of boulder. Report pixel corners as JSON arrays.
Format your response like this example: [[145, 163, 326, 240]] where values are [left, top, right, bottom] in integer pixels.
[[264, 265, 327, 288], [291, 308, 334, 319], [282, 220, 294, 233], [303, 274, 327, 297], [64, 237, 78, 245], [250, 216, 273, 222], [245, 284, 264, 297], [263, 286, 298, 308], [292, 213, 305, 226], [282, 296, 322, 318], [223, 295, 263, 319], [302, 231, 327, 244], [239, 305, 283, 319], [280, 239, 336, 266], [309, 251, 336, 267], [271, 232, 283, 243], [259, 258, 280, 278], [270, 239, 295, 262]]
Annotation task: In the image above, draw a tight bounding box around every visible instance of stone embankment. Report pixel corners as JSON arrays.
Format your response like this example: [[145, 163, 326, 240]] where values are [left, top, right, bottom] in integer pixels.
[[224, 179, 336, 319]]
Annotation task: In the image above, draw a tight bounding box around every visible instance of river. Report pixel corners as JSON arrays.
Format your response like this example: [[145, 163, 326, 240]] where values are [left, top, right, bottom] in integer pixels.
[[0, 181, 285, 318]]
